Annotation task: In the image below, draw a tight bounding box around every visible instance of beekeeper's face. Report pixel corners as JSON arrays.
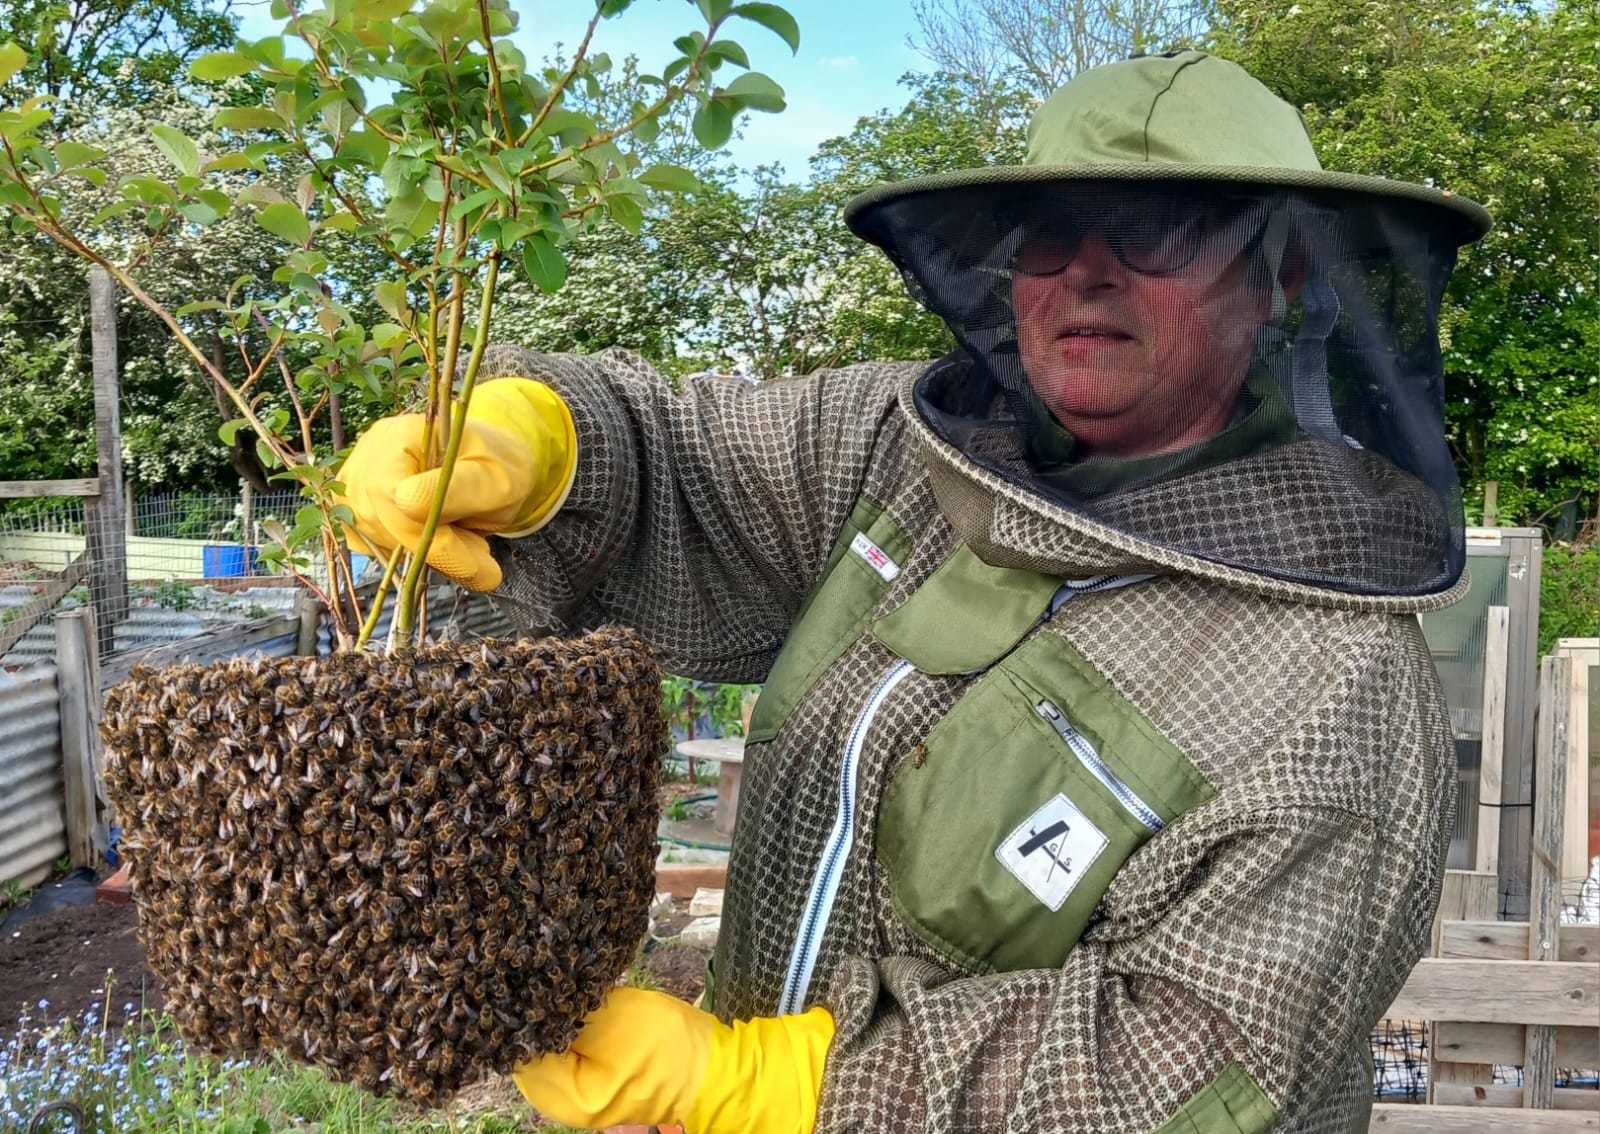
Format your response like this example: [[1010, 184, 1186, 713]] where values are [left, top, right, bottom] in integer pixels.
[[1012, 195, 1285, 459]]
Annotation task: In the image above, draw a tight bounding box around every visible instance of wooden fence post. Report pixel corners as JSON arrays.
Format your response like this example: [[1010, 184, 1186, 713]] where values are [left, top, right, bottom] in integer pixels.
[[1524, 654, 1569, 1110], [1476, 606, 1510, 875], [86, 266, 128, 657], [240, 480, 254, 571], [296, 588, 321, 656], [55, 607, 106, 867], [1481, 481, 1499, 528]]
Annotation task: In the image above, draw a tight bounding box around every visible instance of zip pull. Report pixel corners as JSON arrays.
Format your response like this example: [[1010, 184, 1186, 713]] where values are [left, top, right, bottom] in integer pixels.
[[1034, 699, 1164, 833], [1045, 573, 1155, 619]]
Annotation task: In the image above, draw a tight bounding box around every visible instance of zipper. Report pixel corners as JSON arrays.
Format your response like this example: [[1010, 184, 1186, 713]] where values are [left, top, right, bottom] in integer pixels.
[[778, 657, 916, 1015], [1046, 572, 1154, 617], [1034, 699, 1164, 832], [774, 572, 1151, 1014]]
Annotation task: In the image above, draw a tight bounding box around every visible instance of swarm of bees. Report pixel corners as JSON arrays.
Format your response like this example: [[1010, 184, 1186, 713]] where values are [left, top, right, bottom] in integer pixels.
[[100, 626, 663, 1105]]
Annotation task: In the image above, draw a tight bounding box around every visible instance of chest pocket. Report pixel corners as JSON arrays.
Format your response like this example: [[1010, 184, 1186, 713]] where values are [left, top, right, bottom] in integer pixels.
[[745, 498, 911, 745], [875, 601, 1216, 975]]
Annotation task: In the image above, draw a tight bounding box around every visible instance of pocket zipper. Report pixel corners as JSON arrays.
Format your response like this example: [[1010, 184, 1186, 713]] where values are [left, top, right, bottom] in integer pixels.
[[1034, 699, 1164, 833]]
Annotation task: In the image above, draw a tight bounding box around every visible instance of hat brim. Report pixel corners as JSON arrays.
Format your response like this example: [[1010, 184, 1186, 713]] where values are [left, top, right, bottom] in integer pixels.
[[843, 164, 1492, 249]]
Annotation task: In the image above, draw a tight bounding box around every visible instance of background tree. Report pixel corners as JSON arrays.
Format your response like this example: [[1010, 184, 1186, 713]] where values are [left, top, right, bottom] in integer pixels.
[[0, 0, 237, 105], [908, 0, 1212, 100], [1209, 0, 1599, 530]]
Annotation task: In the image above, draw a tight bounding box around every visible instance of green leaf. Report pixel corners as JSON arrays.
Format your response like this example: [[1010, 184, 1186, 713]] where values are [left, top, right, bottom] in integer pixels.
[[255, 201, 311, 246], [203, 153, 255, 172], [120, 175, 179, 205], [606, 193, 643, 234], [723, 71, 784, 112], [692, 99, 734, 149], [0, 108, 51, 142], [638, 164, 702, 193], [213, 106, 284, 131], [337, 129, 389, 168], [180, 201, 221, 225], [729, 3, 799, 53], [521, 231, 566, 293], [632, 106, 660, 144], [496, 217, 534, 249], [538, 107, 597, 144], [0, 42, 27, 86], [662, 56, 692, 84], [189, 52, 256, 81], [598, 0, 635, 17], [449, 187, 501, 221], [319, 211, 359, 232], [177, 300, 226, 316], [705, 39, 750, 68], [219, 419, 247, 445], [150, 125, 201, 177], [54, 141, 104, 169], [374, 279, 409, 319], [354, 0, 412, 17], [91, 200, 141, 224], [369, 322, 406, 348]]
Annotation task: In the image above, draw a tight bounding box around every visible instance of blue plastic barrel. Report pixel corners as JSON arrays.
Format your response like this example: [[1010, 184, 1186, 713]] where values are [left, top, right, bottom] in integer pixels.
[[201, 545, 258, 577]]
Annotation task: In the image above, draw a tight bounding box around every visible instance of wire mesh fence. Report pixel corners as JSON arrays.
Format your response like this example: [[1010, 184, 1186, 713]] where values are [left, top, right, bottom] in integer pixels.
[[0, 487, 352, 672]]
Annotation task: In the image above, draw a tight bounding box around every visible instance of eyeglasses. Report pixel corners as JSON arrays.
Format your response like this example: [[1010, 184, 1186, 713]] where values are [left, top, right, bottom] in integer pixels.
[[1007, 195, 1270, 277]]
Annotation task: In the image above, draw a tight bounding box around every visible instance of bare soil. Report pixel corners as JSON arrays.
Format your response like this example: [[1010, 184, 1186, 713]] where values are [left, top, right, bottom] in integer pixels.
[[0, 893, 713, 1043], [0, 900, 162, 1035], [642, 940, 709, 1003]]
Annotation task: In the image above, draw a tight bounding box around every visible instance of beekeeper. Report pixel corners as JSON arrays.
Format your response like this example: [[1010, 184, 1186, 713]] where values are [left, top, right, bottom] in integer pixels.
[[339, 51, 1489, 1134]]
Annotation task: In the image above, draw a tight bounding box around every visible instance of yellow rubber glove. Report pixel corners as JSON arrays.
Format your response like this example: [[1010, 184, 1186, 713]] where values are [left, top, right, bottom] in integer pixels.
[[512, 987, 835, 1134], [338, 379, 577, 592]]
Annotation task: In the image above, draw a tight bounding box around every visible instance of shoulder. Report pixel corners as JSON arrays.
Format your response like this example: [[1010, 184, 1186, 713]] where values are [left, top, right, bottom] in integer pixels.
[[1073, 577, 1449, 820]]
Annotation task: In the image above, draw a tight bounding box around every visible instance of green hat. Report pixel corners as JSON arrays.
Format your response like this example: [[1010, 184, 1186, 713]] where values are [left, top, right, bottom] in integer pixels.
[[843, 51, 1490, 245]]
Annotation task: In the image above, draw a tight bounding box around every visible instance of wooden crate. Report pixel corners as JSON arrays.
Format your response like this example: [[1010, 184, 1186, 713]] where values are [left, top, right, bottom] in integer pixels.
[[1373, 654, 1600, 1131]]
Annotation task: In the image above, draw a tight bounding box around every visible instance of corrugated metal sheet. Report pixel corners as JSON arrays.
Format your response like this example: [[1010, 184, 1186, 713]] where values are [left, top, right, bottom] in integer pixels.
[[1, 583, 304, 668], [101, 617, 301, 690], [0, 667, 66, 890]]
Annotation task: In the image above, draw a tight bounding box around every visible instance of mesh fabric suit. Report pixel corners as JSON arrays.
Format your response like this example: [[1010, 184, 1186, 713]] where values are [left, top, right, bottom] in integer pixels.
[[483, 344, 1457, 1134]]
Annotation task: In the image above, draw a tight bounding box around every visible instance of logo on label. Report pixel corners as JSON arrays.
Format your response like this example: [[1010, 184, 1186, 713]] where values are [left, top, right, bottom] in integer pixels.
[[849, 531, 900, 582], [995, 793, 1108, 911]]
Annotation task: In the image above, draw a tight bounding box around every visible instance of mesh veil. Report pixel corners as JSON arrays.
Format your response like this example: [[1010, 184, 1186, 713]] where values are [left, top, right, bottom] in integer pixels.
[[852, 181, 1466, 596]]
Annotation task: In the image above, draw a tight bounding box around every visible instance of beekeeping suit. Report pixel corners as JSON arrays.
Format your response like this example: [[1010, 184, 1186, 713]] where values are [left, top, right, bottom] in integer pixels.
[[341, 50, 1490, 1134]]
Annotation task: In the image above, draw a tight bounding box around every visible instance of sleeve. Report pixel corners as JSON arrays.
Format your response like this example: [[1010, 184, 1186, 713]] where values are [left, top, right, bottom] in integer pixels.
[[815, 629, 1455, 1133], [477, 346, 920, 682]]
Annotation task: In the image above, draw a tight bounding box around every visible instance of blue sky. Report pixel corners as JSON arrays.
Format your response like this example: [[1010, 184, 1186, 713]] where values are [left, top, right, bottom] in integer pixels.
[[233, 0, 934, 178]]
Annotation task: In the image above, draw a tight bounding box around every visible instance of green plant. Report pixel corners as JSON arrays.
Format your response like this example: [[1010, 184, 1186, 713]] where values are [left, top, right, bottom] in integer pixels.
[[0, 0, 799, 649], [171, 491, 233, 541], [660, 676, 757, 738], [1539, 539, 1599, 656], [0, 997, 548, 1132], [0, 877, 28, 912], [154, 577, 198, 611]]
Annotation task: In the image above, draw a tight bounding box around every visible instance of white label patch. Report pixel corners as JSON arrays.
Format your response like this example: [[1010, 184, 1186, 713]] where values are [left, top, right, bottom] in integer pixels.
[[849, 531, 900, 582], [995, 793, 1109, 912]]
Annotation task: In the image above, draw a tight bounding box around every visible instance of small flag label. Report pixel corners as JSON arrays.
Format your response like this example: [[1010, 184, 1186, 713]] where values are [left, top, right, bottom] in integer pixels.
[[849, 531, 900, 582]]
